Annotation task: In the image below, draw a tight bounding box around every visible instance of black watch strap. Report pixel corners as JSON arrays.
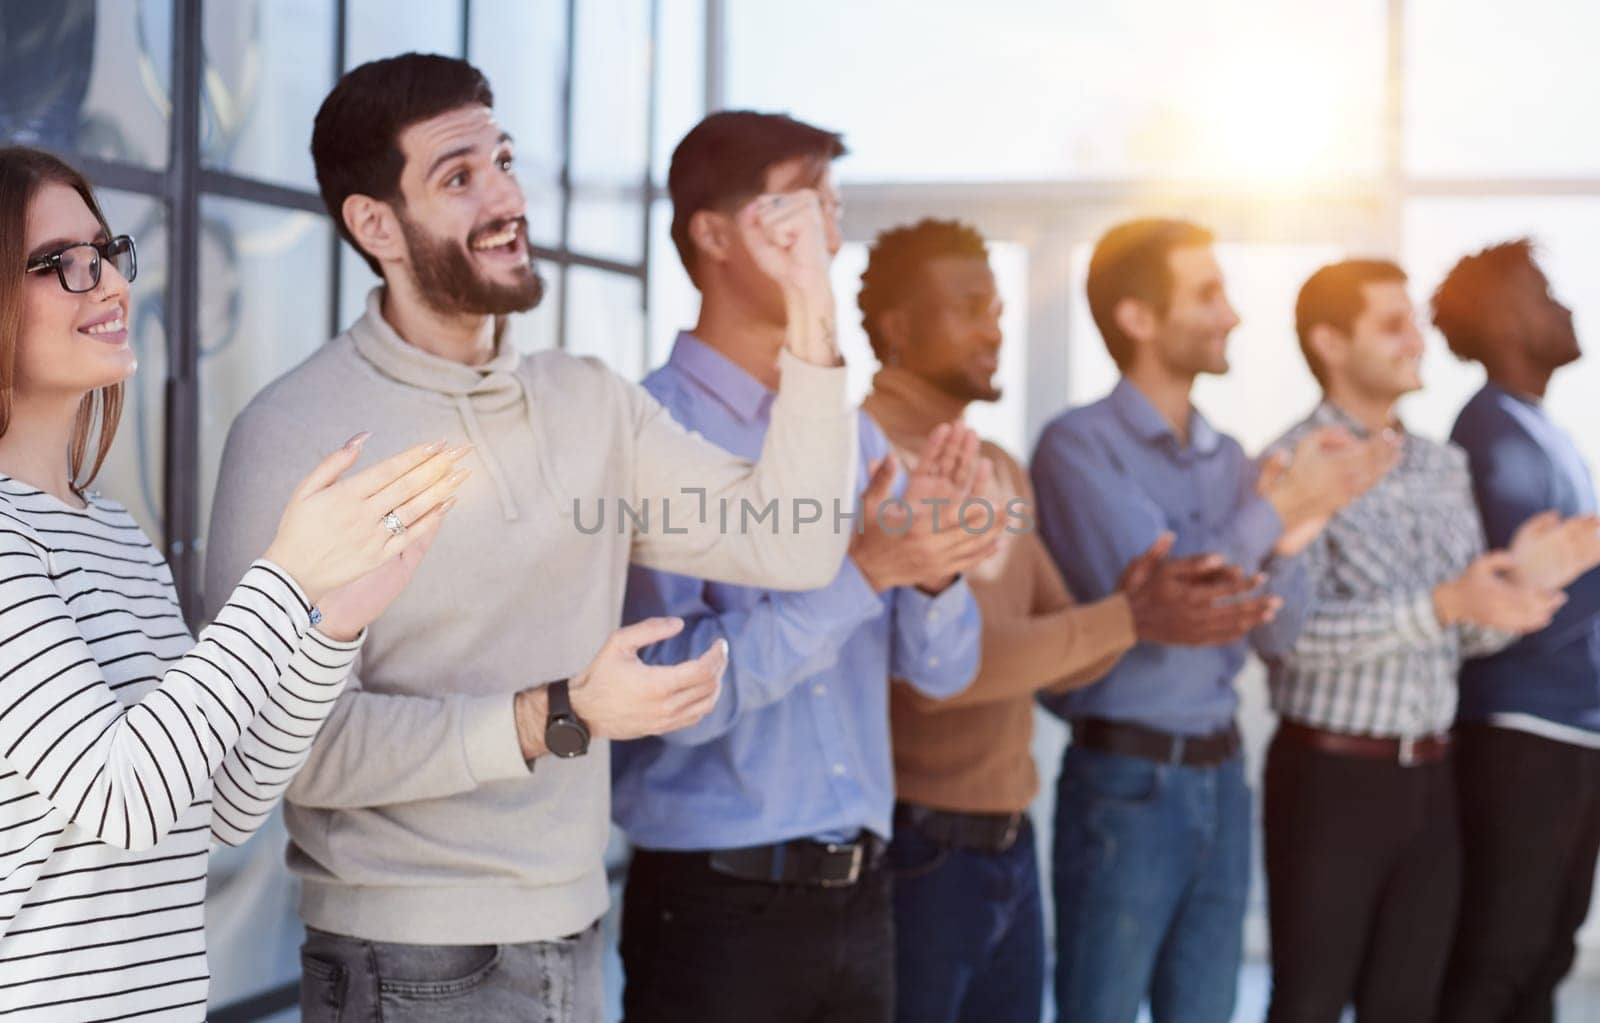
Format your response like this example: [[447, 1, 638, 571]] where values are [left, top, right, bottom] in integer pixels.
[[545, 679, 591, 758], [548, 678, 575, 717]]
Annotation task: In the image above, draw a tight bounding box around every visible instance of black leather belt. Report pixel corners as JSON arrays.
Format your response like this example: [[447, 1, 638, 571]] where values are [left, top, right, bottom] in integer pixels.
[[1073, 717, 1241, 767], [897, 803, 1026, 854], [707, 833, 886, 888]]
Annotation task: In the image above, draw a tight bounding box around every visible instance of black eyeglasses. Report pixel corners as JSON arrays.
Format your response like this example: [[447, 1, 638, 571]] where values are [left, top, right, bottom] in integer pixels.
[[24, 235, 138, 294]]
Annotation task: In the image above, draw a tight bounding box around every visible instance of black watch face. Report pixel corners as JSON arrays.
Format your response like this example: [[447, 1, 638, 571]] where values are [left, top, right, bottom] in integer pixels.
[[547, 719, 589, 758]]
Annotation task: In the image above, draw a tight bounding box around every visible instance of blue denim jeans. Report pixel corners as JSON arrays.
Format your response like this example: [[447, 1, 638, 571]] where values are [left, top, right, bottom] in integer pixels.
[[889, 808, 1044, 1023], [298, 921, 603, 1023], [1051, 745, 1251, 1023]]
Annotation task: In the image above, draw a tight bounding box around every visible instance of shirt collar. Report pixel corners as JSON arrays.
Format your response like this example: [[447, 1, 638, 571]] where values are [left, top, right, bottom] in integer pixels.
[[1109, 377, 1220, 455], [667, 331, 775, 424], [1483, 379, 1544, 410], [1312, 397, 1406, 439]]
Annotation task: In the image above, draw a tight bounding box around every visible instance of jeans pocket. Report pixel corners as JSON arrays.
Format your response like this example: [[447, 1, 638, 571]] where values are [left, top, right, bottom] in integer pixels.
[[1072, 747, 1162, 805], [888, 829, 950, 880], [298, 952, 347, 1023], [374, 941, 504, 1000]]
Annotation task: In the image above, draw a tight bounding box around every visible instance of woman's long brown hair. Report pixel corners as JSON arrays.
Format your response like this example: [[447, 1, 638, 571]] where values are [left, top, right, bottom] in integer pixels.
[[0, 146, 126, 494]]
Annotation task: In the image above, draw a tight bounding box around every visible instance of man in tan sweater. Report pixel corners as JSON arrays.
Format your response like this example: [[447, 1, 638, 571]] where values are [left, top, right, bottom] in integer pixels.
[[858, 219, 1279, 1023], [203, 56, 857, 1023]]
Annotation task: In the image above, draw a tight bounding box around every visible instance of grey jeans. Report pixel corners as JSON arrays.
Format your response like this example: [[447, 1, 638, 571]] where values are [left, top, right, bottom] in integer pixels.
[[298, 922, 603, 1023]]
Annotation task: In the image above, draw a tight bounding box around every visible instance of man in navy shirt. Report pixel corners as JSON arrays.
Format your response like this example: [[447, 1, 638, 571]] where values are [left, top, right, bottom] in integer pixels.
[[1437, 240, 1600, 1022], [1030, 218, 1398, 1023]]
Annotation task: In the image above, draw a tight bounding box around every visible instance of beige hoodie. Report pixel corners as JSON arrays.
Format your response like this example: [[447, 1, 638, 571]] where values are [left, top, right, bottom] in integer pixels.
[[203, 290, 857, 943]]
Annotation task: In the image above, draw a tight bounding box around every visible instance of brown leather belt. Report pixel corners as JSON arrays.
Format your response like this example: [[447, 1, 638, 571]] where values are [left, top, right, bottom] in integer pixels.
[[1278, 720, 1452, 766]]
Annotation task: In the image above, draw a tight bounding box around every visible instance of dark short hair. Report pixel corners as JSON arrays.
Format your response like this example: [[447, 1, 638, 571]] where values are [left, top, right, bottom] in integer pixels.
[[1295, 259, 1408, 385], [858, 218, 988, 361], [311, 53, 495, 276], [1086, 218, 1214, 369], [1431, 239, 1539, 364], [667, 110, 845, 285]]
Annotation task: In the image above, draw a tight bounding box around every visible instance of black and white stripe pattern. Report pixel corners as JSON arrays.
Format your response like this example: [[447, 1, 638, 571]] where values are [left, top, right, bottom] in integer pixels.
[[0, 478, 360, 1020], [1262, 403, 1513, 738]]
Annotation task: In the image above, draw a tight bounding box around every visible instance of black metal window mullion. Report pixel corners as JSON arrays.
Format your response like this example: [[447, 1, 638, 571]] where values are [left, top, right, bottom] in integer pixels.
[[328, 0, 349, 342], [164, 0, 204, 626]]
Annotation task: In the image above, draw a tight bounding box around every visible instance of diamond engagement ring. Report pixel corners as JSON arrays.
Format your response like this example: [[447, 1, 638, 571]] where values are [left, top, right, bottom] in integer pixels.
[[381, 511, 406, 537]]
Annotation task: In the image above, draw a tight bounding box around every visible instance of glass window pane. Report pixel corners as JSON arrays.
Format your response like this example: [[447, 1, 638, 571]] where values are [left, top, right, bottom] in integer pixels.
[[93, 189, 168, 539], [565, 267, 644, 379], [570, 192, 643, 267], [1404, 197, 1600, 467], [653, 0, 704, 183], [729, 0, 1386, 183], [0, 0, 173, 168], [201, 0, 335, 190], [338, 243, 381, 333], [197, 198, 333, 584], [648, 198, 698, 368], [469, 0, 566, 249], [345, 0, 463, 67], [1067, 240, 1344, 453], [1407, 0, 1600, 177], [569, 0, 651, 262], [503, 269, 561, 355]]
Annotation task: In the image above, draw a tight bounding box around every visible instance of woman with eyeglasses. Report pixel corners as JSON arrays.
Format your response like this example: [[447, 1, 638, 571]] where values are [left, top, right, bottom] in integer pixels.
[[0, 146, 470, 1020]]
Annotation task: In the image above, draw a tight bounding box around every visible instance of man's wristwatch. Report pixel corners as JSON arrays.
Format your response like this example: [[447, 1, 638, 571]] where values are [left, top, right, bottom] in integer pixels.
[[544, 679, 591, 758]]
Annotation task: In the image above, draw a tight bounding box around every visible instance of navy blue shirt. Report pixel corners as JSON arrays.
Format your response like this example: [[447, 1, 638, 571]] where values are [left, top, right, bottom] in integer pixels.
[[1452, 383, 1600, 733], [1029, 379, 1309, 735]]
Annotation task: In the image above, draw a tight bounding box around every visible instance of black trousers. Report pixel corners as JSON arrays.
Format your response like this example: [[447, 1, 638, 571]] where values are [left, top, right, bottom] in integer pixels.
[[1438, 724, 1600, 1023], [619, 847, 894, 1023], [1263, 730, 1462, 1023]]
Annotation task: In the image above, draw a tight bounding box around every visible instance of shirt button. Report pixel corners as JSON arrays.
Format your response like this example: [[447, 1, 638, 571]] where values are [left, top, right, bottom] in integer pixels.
[[813, 684, 827, 696], [832, 764, 847, 777], [927, 656, 940, 668]]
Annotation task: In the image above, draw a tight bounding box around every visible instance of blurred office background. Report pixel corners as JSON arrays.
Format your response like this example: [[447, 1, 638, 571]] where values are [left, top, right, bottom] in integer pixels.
[[3, 0, 1599, 1018]]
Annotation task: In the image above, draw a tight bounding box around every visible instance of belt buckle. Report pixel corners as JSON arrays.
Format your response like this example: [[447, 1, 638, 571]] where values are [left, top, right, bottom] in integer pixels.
[[1398, 735, 1417, 767], [1000, 815, 1022, 850], [818, 842, 864, 888]]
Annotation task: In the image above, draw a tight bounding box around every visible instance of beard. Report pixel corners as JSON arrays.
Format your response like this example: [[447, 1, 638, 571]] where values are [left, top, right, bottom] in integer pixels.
[[400, 213, 545, 317], [937, 366, 1001, 404]]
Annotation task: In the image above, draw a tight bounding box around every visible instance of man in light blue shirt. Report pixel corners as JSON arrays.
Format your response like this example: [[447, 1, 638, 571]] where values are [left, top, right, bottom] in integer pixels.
[[1029, 218, 1395, 1023], [613, 111, 984, 1023]]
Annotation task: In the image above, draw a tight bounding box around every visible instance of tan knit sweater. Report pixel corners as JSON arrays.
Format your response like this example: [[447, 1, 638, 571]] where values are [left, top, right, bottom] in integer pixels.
[[203, 289, 857, 944], [864, 368, 1135, 813]]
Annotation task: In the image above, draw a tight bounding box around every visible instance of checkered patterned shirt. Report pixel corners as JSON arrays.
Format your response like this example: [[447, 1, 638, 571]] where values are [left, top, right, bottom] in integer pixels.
[[1260, 402, 1514, 738]]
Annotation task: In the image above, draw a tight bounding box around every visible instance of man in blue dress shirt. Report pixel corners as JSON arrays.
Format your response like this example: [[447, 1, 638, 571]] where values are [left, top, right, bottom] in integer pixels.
[[1437, 240, 1600, 1022], [613, 112, 986, 1023], [1029, 218, 1397, 1023]]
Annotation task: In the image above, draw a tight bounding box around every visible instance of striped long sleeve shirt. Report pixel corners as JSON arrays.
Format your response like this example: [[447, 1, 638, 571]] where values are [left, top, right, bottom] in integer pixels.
[[1255, 402, 1513, 738], [0, 477, 361, 1021]]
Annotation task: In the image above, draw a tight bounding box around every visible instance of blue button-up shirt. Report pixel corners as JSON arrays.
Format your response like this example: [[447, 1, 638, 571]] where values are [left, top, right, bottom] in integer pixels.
[[612, 333, 982, 850], [1029, 378, 1308, 734], [1452, 383, 1600, 732]]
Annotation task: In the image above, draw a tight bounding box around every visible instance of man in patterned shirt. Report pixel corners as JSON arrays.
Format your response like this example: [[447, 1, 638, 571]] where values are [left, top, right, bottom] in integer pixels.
[[1254, 258, 1595, 1023]]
